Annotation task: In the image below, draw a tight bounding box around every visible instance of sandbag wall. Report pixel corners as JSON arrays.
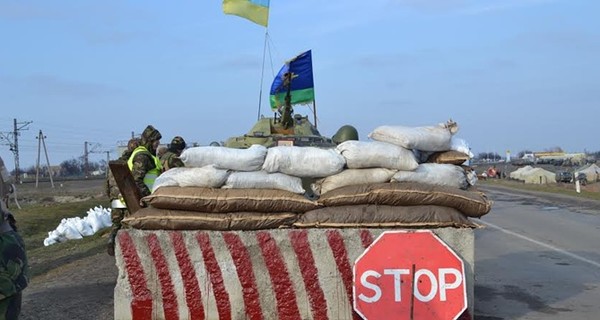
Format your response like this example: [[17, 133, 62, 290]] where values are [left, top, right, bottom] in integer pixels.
[[122, 120, 492, 231]]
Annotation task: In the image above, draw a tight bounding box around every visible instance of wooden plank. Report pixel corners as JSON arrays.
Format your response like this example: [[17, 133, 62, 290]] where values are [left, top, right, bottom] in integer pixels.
[[109, 160, 142, 214]]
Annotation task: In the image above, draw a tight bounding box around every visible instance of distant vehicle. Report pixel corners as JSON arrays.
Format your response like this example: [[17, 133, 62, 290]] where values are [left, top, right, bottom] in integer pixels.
[[555, 171, 573, 183]]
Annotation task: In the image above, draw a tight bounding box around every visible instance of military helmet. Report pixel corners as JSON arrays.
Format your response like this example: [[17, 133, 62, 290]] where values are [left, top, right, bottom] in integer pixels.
[[170, 136, 186, 151], [332, 125, 359, 144]]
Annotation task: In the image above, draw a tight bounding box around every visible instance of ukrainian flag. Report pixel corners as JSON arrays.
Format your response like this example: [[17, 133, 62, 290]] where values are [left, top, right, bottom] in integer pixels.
[[223, 0, 270, 27]]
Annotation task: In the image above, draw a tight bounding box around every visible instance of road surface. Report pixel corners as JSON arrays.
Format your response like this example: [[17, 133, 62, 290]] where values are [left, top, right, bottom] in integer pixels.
[[475, 185, 600, 320]]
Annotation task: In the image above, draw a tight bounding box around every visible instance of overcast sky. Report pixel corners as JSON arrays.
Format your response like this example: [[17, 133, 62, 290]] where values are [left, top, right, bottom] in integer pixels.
[[1, 0, 598, 170]]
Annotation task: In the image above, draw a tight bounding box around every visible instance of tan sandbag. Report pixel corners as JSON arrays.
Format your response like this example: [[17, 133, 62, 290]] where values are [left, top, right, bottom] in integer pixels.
[[122, 206, 298, 230], [142, 187, 320, 213], [317, 182, 492, 217], [427, 150, 470, 165], [294, 205, 478, 228]]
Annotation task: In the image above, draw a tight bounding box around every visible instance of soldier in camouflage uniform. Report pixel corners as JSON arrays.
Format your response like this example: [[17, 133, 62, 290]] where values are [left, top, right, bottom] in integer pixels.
[[128, 125, 162, 197], [160, 136, 186, 171], [0, 157, 28, 319], [106, 138, 140, 256]]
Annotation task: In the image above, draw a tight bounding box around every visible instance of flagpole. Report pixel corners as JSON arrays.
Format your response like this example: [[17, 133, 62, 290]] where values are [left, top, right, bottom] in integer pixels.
[[313, 100, 317, 129], [257, 30, 269, 121]]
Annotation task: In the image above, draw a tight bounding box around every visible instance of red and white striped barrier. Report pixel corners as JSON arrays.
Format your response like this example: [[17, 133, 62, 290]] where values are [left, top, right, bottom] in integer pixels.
[[115, 228, 474, 320]]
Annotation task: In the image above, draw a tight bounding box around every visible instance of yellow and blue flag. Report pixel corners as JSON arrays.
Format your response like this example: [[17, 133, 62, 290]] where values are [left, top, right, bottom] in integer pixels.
[[270, 50, 315, 110], [223, 0, 270, 27]]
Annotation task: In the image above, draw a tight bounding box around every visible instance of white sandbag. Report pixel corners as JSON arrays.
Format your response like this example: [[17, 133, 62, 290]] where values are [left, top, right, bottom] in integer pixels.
[[180, 144, 267, 171], [337, 140, 418, 170], [450, 137, 474, 158], [368, 120, 459, 151], [152, 166, 230, 192], [85, 209, 105, 233], [56, 218, 83, 240], [94, 206, 113, 229], [312, 168, 398, 196], [44, 230, 66, 246], [262, 146, 346, 178], [223, 171, 305, 194], [72, 217, 94, 237], [391, 163, 468, 189]]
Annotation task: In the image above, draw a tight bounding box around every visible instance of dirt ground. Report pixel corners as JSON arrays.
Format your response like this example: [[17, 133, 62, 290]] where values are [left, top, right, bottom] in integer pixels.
[[12, 178, 116, 320]]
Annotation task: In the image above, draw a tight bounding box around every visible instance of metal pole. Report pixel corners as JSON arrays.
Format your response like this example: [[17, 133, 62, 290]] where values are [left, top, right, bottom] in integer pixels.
[[35, 130, 42, 188], [42, 132, 54, 188]]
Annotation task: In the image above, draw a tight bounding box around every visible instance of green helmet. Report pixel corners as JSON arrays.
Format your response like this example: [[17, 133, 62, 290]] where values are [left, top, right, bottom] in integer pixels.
[[170, 136, 186, 151], [332, 125, 359, 144]]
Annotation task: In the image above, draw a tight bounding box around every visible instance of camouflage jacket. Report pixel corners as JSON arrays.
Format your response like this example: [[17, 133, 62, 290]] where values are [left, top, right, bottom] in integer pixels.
[[130, 150, 159, 197], [160, 151, 185, 171], [0, 230, 28, 299]]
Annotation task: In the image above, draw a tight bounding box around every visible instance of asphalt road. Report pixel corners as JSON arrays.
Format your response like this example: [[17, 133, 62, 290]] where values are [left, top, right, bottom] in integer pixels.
[[474, 185, 600, 320]]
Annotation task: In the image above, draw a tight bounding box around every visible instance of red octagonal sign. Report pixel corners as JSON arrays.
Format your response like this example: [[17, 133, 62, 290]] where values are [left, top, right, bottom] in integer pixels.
[[353, 230, 467, 320]]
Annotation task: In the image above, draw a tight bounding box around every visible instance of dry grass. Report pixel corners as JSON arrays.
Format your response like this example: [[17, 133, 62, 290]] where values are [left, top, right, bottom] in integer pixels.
[[8, 179, 111, 278]]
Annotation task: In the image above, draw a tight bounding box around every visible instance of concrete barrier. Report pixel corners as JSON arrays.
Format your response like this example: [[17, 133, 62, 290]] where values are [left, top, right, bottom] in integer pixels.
[[114, 228, 474, 319]]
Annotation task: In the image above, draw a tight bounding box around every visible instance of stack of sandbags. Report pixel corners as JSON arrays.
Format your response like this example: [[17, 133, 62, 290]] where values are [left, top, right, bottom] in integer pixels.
[[368, 119, 477, 189], [295, 182, 490, 229], [123, 187, 320, 230], [295, 120, 489, 229], [125, 145, 345, 230]]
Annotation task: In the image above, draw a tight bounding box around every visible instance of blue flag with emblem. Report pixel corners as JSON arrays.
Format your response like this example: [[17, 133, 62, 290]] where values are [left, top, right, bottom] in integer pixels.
[[269, 50, 315, 111]]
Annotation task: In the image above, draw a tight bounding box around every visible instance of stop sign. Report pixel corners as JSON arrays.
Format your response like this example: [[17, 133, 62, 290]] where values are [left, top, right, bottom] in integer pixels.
[[353, 230, 467, 320]]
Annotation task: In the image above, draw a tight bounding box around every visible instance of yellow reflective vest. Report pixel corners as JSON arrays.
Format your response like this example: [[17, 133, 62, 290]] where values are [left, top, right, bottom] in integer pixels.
[[127, 146, 162, 191]]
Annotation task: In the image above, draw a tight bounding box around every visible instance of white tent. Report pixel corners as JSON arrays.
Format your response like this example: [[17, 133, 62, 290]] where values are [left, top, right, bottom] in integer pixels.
[[509, 165, 534, 181], [575, 163, 600, 183], [520, 168, 556, 184]]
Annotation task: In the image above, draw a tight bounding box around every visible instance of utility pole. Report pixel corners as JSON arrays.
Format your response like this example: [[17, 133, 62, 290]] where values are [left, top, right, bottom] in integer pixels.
[[0, 118, 32, 183], [35, 130, 55, 188], [84, 141, 89, 178]]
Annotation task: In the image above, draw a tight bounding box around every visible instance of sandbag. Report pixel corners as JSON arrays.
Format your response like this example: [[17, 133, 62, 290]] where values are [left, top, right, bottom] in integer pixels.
[[317, 182, 492, 217], [223, 171, 305, 194], [392, 163, 468, 189], [262, 146, 346, 178], [152, 166, 230, 192], [294, 205, 478, 228], [122, 206, 297, 230], [142, 187, 320, 213], [180, 144, 267, 171], [426, 150, 470, 165], [336, 140, 418, 170], [368, 120, 458, 151], [311, 168, 397, 196]]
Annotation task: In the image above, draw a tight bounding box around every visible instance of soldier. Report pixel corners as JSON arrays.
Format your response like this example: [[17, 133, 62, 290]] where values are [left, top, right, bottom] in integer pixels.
[[127, 125, 163, 197], [0, 158, 28, 319], [160, 136, 187, 171]]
